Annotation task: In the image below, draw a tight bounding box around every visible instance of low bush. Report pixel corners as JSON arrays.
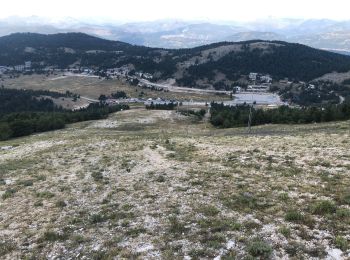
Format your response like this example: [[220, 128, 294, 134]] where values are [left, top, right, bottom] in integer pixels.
[[246, 239, 272, 259], [311, 200, 337, 215]]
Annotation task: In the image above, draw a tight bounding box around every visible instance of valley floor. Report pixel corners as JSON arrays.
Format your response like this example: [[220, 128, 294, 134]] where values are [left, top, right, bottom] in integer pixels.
[[0, 108, 350, 259]]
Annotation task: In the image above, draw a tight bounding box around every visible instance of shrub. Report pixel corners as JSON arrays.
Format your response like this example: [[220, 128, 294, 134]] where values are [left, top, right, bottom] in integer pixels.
[[39, 231, 68, 242], [125, 227, 147, 238], [201, 233, 226, 249], [90, 213, 106, 224], [71, 235, 87, 245], [311, 200, 337, 215], [34, 201, 43, 207], [336, 208, 350, 218], [18, 179, 33, 186], [36, 191, 55, 199], [2, 188, 17, 200], [198, 205, 220, 217], [198, 218, 241, 232], [285, 210, 304, 223], [279, 226, 291, 237], [91, 171, 103, 181], [222, 193, 257, 210], [0, 240, 15, 256], [278, 192, 289, 201], [156, 175, 166, 182], [340, 193, 350, 205], [335, 236, 348, 251], [55, 200, 67, 208], [246, 239, 272, 259], [168, 216, 187, 235], [244, 221, 261, 230]]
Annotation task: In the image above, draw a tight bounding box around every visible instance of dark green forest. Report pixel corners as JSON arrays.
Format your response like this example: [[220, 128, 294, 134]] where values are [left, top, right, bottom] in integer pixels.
[[210, 102, 350, 128], [145, 102, 176, 110], [277, 81, 350, 106], [0, 88, 128, 140]]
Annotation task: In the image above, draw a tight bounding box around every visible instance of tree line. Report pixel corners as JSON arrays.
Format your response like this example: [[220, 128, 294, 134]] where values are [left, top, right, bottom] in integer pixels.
[[0, 88, 129, 140], [210, 102, 350, 128], [145, 102, 176, 110]]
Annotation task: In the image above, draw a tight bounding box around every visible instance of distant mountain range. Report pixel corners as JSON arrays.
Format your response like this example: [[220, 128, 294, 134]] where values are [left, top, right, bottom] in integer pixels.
[[2, 33, 350, 90], [2, 16, 350, 52]]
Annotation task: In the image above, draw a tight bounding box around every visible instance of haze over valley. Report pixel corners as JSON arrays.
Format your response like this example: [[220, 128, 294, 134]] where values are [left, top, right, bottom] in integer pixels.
[[2, 16, 350, 52]]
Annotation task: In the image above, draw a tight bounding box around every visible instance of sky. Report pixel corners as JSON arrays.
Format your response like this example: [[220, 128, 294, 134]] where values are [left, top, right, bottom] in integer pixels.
[[0, 0, 349, 22]]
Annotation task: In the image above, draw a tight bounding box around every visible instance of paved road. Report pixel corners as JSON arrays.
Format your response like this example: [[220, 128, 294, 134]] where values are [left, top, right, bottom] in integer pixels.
[[80, 96, 99, 103]]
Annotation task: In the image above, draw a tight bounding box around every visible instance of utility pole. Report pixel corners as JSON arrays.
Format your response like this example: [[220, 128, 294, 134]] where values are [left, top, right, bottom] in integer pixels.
[[247, 104, 252, 134], [247, 93, 254, 134], [186, 99, 189, 136]]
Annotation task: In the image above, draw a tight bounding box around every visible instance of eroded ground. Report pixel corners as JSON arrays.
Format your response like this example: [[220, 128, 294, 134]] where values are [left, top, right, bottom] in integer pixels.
[[0, 108, 350, 259]]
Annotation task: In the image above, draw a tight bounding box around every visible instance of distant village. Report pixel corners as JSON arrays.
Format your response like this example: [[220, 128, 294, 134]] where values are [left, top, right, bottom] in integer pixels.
[[0, 61, 319, 107], [0, 61, 312, 92]]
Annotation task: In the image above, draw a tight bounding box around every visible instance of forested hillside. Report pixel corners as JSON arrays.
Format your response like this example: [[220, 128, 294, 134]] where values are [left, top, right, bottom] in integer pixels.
[[0, 88, 128, 140], [2, 33, 350, 85]]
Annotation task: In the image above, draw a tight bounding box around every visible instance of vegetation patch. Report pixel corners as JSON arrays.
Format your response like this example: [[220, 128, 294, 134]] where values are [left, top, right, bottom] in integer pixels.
[[246, 239, 273, 259], [311, 200, 337, 215]]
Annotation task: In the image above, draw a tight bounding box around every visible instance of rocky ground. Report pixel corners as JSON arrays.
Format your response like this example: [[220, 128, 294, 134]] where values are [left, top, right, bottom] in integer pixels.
[[0, 108, 349, 259]]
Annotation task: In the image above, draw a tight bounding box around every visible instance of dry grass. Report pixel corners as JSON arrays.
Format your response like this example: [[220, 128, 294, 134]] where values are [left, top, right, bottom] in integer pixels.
[[0, 107, 350, 259], [2, 74, 230, 102]]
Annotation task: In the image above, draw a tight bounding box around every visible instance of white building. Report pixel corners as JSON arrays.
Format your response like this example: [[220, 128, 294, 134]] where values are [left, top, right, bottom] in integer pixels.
[[260, 75, 272, 83], [249, 72, 258, 81], [143, 73, 153, 79], [0, 66, 9, 74], [14, 65, 25, 71], [233, 86, 241, 93], [246, 85, 269, 93], [25, 61, 32, 70]]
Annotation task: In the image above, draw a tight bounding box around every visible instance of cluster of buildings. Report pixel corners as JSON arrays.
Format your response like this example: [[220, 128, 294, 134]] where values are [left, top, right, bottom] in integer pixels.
[[0, 61, 32, 74], [104, 98, 141, 106], [245, 72, 273, 93], [233, 73, 274, 94], [144, 98, 177, 106], [106, 66, 130, 77], [249, 72, 272, 83], [104, 67, 153, 80], [103, 97, 176, 107], [248, 72, 272, 83], [135, 72, 153, 80]]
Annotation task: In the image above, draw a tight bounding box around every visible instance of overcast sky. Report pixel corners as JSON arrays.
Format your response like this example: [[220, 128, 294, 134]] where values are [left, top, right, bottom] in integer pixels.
[[1, 0, 349, 22]]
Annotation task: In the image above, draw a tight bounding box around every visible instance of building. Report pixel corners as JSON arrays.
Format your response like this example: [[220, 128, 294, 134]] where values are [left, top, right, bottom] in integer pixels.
[[233, 86, 241, 93], [14, 65, 25, 71], [246, 85, 269, 93], [249, 72, 258, 81], [0, 66, 9, 74], [25, 61, 32, 70], [143, 73, 153, 79], [260, 75, 272, 83], [144, 98, 177, 106]]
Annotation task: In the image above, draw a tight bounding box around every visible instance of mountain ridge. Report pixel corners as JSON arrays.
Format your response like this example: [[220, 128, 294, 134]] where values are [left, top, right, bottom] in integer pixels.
[[2, 32, 350, 88], [3, 17, 350, 50]]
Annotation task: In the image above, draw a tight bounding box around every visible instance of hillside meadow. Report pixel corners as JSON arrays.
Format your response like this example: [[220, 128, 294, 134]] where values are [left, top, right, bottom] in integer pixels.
[[1, 108, 349, 259]]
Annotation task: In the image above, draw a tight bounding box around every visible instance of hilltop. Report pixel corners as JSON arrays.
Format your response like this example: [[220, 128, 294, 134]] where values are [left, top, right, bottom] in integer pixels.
[[2, 33, 350, 87]]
